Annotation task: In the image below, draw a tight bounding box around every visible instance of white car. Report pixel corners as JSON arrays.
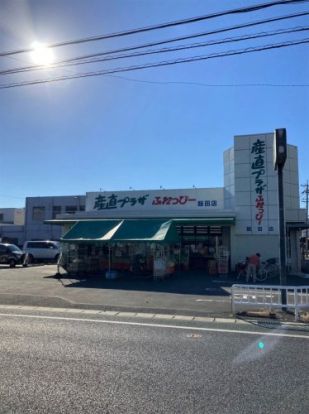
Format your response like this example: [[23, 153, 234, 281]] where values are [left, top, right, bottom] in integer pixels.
[[22, 241, 60, 263]]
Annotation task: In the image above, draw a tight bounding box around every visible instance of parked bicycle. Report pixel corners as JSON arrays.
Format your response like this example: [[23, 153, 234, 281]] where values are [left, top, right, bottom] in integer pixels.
[[256, 258, 280, 282], [236, 257, 280, 282]]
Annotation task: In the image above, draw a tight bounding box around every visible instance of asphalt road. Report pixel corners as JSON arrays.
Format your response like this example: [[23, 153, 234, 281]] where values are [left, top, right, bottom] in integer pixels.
[[0, 308, 308, 413]]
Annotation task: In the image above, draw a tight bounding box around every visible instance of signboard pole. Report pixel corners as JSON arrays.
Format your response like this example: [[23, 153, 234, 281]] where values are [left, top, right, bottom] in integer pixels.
[[274, 129, 287, 310], [278, 163, 287, 285]]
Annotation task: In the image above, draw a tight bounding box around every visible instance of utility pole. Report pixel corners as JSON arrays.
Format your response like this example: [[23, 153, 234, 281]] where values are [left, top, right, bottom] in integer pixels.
[[301, 181, 309, 238]]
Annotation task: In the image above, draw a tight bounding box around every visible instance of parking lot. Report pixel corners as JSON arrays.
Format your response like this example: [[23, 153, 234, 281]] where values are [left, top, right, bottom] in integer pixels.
[[0, 264, 234, 316]]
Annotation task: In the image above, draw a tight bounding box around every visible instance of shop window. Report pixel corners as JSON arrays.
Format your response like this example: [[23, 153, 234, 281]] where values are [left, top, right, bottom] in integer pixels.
[[52, 206, 62, 219], [32, 207, 45, 222], [27, 242, 46, 249], [65, 206, 77, 214], [79, 205, 85, 211], [0, 213, 3, 222]]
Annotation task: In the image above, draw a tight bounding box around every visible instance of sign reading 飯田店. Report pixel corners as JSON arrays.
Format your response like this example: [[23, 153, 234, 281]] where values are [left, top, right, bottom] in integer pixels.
[[86, 188, 223, 215]]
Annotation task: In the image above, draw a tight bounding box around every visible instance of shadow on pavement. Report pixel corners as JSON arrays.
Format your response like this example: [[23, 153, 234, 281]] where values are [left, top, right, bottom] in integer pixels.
[[45, 271, 234, 296], [0, 264, 47, 270], [0, 266, 23, 270], [44, 270, 308, 296]]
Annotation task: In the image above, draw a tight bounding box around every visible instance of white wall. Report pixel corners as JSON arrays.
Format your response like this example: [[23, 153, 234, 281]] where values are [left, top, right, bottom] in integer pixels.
[[230, 230, 280, 269]]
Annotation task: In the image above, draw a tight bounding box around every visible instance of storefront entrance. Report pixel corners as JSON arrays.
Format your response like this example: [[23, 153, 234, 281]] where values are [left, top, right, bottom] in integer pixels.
[[176, 224, 230, 274]]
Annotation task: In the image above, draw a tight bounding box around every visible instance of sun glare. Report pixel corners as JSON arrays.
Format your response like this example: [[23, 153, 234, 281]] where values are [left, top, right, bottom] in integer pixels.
[[30, 42, 54, 66]]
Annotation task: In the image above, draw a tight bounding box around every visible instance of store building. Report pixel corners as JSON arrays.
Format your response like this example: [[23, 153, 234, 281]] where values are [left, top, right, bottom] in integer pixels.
[[52, 132, 307, 277]]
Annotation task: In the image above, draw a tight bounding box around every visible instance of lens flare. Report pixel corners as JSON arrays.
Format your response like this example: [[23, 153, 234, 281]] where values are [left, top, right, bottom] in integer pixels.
[[258, 341, 265, 350], [30, 41, 54, 66]]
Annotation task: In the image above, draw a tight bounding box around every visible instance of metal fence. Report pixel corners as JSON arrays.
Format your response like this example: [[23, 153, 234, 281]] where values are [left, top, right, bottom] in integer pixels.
[[231, 284, 309, 321]]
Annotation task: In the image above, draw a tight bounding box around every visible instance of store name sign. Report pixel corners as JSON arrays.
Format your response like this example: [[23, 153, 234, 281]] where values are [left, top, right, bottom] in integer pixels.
[[94, 194, 149, 210], [251, 139, 267, 226], [86, 188, 223, 212]]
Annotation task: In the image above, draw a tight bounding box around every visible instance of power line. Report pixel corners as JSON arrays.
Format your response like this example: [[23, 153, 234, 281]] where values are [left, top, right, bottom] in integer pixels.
[[0, 0, 308, 57], [1, 26, 308, 76], [0, 10, 307, 80], [1, 38, 308, 90], [105, 74, 309, 87], [42, 10, 309, 64]]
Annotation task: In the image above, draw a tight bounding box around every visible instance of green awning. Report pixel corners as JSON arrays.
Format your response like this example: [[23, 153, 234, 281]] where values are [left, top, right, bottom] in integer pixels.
[[111, 219, 179, 243], [61, 220, 122, 242], [61, 219, 179, 244]]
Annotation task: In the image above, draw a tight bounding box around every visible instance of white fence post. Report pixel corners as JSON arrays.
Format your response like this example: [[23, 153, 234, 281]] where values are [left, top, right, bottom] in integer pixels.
[[231, 284, 309, 319]]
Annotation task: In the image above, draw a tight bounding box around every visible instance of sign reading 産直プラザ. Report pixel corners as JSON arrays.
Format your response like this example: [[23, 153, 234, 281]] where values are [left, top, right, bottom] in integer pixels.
[[251, 139, 267, 228]]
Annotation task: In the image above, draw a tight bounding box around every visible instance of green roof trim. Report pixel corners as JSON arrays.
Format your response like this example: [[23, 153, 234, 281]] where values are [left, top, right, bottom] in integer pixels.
[[45, 219, 77, 225], [172, 217, 235, 225]]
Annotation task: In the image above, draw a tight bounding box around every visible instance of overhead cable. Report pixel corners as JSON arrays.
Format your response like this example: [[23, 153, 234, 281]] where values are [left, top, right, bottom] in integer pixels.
[[105, 74, 309, 87], [46, 11, 309, 64], [1, 26, 308, 76], [1, 38, 308, 90], [0, 0, 308, 57]]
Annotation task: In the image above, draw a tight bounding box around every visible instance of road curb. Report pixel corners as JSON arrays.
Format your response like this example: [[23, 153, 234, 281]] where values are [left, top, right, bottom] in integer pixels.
[[0, 293, 232, 319], [0, 304, 307, 327], [0, 304, 242, 324]]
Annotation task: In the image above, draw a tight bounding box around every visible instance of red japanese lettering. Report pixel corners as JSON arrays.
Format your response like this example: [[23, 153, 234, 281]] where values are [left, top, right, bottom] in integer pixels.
[[162, 197, 172, 205], [178, 196, 189, 205], [152, 197, 162, 205], [256, 210, 264, 225], [152, 195, 197, 206], [255, 195, 265, 209]]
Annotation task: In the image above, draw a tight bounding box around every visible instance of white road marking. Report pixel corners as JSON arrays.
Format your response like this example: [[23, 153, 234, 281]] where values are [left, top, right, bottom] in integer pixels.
[[195, 299, 228, 302], [0, 312, 307, 339]]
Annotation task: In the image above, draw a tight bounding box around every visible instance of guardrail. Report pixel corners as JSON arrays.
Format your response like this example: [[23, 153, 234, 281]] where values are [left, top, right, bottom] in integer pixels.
[[231, 284, 309, 321]]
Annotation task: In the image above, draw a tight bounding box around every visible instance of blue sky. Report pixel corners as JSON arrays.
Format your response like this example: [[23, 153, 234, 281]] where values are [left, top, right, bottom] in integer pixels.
[[0, 0, 308, 208]]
